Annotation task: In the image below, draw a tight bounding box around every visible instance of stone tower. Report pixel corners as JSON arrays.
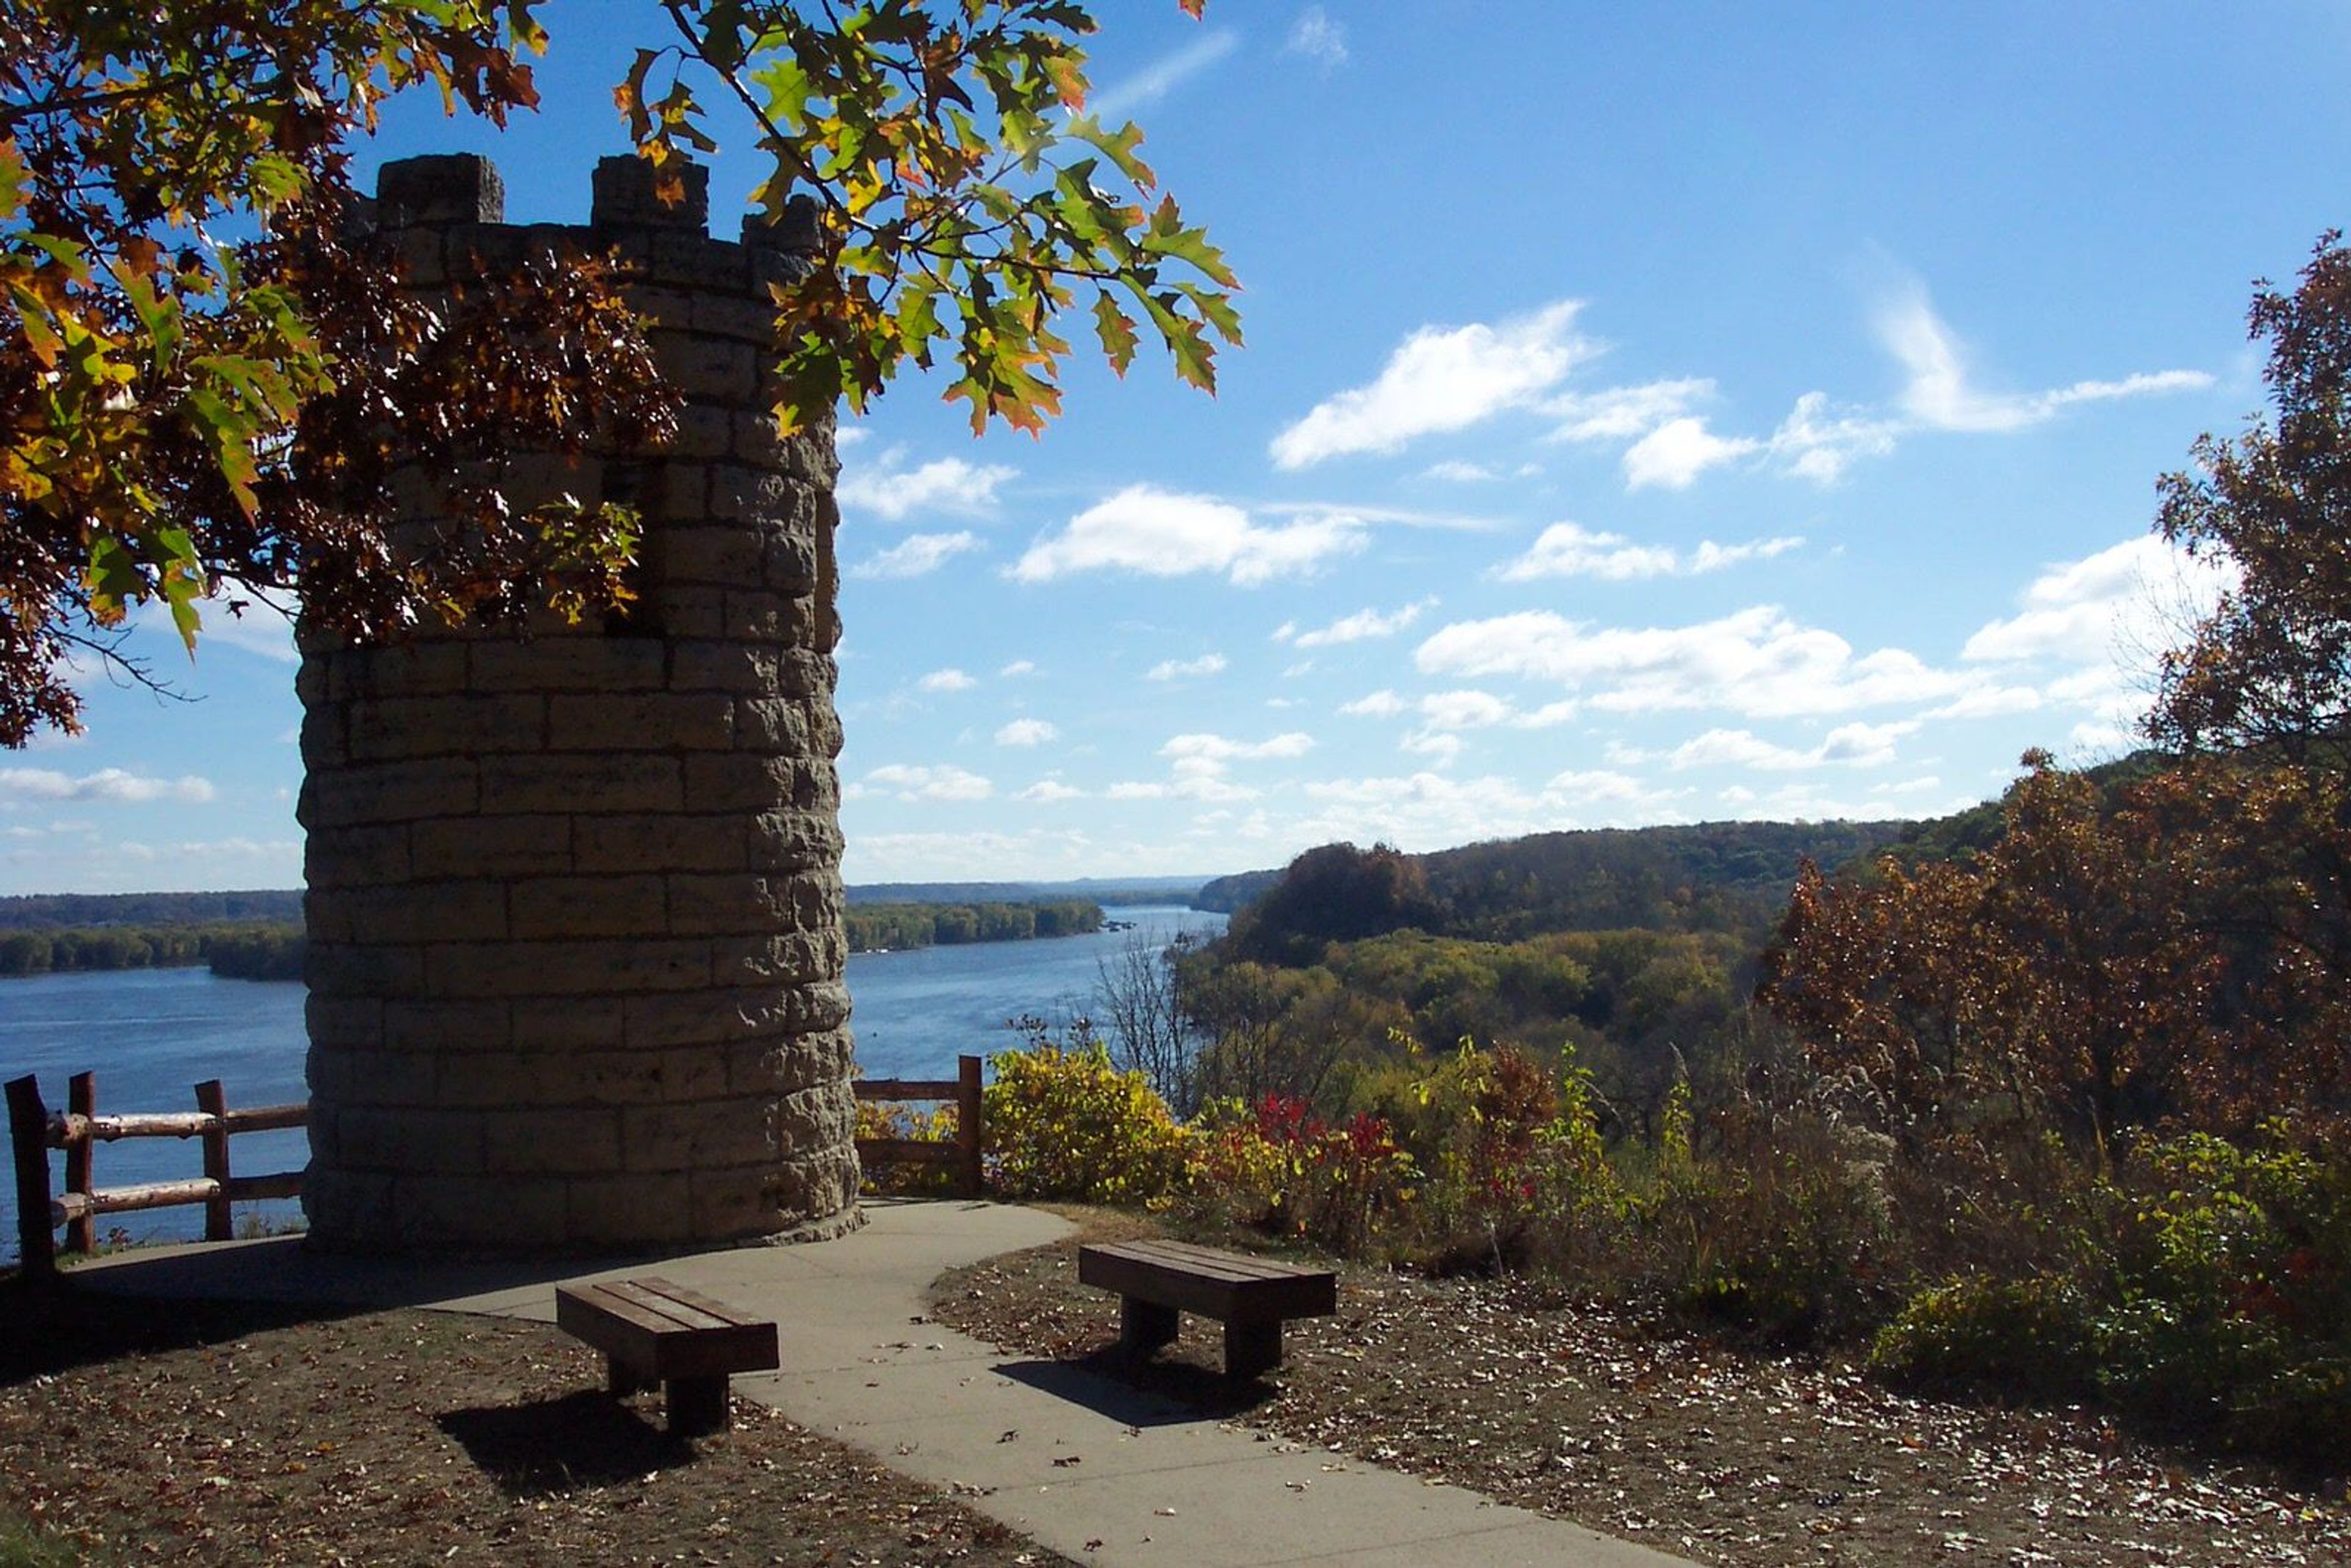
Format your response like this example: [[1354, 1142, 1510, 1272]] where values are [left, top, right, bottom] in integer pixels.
[[296, 154, 861, 1252]]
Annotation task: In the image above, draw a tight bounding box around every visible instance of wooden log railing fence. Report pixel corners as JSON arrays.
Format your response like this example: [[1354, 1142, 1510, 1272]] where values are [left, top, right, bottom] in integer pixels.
[[9, 1052, 988, 1278], [853, 1054, 984, 1198], [6, 1073, 307, 1282]]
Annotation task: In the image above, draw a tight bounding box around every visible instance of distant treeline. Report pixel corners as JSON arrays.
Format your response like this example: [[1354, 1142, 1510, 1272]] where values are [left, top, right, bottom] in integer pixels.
[[0, 921, 304, 981], [1196, 819, 1911, 942], [1, 898, 1111, 978], [0, 889, 304, 930], [846, 899, 1102, 952]]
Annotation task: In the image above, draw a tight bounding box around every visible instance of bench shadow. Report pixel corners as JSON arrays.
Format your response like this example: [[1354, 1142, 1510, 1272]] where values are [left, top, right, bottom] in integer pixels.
[[436, 1391, 695, 1496], [991, 1345, 1280, 1425]]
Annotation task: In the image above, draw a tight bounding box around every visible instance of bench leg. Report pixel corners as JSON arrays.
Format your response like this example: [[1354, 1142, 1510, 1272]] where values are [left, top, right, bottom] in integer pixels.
[[1224, 1318, 1283, 1380], [1119, 1296, 1179, 1358], [607, 1354, 654, 1398], [667, 1375, 730, 1437]]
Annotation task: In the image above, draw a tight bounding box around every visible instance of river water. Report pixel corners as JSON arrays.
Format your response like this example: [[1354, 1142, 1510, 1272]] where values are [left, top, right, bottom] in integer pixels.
[[0, 904, 1223, 1261]]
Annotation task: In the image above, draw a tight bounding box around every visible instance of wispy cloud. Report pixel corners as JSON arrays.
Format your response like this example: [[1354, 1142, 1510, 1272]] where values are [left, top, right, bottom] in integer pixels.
[[1286, 7, 1349, 69], [1278, 598, 1436, 648], [1623, 418, 1762, 490], [1545, 378, 1716, 443], [1147, 652, 1228, 681], [1640, 721, 1918, 772], [1963, 533, 2233, 670], [863, 763, 992, 802], [1270, 301, 1595, 468], [917, 668, 977, 693], [838, 448, 1016, 522], [1877, 286, 2211, 435], [850, 531, 981, 580], [1088, 29, 1241, 122], [1014, 485, 1367, 585], [0, 768, 216, 805], [1417, 605, 1974, 719], [1498, 523, 1801, 582], [995, 718, 1060, 747]]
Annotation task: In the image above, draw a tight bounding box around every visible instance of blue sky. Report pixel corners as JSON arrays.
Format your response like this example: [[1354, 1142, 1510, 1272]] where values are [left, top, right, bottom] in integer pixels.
[[7, 1, 2349, 895]]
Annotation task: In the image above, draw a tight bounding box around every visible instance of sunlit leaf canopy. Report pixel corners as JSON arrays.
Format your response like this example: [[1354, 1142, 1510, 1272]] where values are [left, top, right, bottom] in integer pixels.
[[626, 0, 1237, 433], [0, 0, 1234, 746]]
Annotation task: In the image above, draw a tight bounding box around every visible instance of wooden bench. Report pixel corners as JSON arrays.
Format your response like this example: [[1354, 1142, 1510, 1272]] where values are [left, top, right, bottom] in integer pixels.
[[1078, 1238, 1337, 1379], [554, 1277, 779, 1436]]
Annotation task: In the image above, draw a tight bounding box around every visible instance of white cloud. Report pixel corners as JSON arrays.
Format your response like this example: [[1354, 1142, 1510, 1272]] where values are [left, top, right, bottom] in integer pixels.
[[0, 768, 216, 805], [864, 763, 993, 802], [850, 530, 981, 580], [1013, 485, 1366, 585], [1016, 779, 1084, 803], [1659, 721, 1916, 772], [1162, 732, 1313, 765], [1766, 392, 1902, 483], [1929, 685, 2045, 720], [1417, 689, 1515, 731], [1283, 598, 1436, 648], [1341, 690, 1408, 719], [1623, 417, 1763, 490], [1147, 652, 1228, 681], [1294, 769, 1691, 848], [1089, 29, 1240, 121], [999, 659, 1037, 678], [1286, 7, 1348, 67], [1501, 525, 1798, 582], [1423, 460, 1501, 482], [918, 667, 977, 692], [1964, 534, 2233, 668], [1545, 377, 1715, 443], [1401, 731, 1464, 764], [842, 826, 1097, 883], [838, 449, 1015, 522], [1417, 605, 1974, 719], [1878, 287, 2211, 435], [995, 718, 1060, 747], [1270, 301, 1595, 468], [1544, 769, 1653, 802]]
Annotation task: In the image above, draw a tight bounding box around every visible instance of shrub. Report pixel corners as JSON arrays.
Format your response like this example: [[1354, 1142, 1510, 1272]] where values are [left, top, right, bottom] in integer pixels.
[[1382, 1039, 1559, 1264], [2086, 1126, 2351, 1465], [1868, 1274, 2098, 1401], [1637, 1106, 1897, 1345], [981, 1022, 1189, 1205], [1182, 1094, 1415, 1255]]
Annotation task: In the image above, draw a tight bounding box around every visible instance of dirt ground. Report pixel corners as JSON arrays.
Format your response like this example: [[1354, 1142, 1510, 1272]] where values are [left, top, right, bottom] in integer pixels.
[[0, 1278, 1068, 1567], [927, 1210, 2351, 1568]]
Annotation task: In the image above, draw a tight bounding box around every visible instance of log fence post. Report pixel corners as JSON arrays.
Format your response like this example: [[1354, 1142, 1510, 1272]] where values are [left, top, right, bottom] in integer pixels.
[[196, 1080, 232, 1242], [956, 1054, 984, 1198], [6, 1076, 54, 1282], [66, 1071, 95, 1255]]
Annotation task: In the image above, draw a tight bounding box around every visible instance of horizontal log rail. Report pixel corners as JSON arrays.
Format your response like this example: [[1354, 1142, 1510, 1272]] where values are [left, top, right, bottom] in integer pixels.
[[7, 1072, 308, 1282], [853, 1054, 983, 1198]]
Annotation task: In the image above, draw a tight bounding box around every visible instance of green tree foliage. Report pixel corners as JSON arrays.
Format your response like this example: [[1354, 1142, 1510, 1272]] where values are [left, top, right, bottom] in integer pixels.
[[2153, 233, 2351, 760], [1223, 841, 1442, 965], [842, 898, 1098, 951], [0, 918, 302, 978], [1, 0, 1234, 745]]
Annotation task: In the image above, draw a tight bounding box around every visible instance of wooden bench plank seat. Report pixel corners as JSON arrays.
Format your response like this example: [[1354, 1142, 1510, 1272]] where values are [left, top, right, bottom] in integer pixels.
[[1078, 1237, 1337, 1379], [555, 1277, 778, 1436]]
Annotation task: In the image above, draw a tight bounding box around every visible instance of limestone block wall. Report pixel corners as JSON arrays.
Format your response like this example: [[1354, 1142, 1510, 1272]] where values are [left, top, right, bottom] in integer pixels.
[[297, 154, 860, 1252]]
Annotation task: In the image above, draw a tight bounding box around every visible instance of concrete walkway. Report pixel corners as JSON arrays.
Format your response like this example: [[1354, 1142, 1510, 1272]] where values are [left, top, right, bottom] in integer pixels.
[[71, 1200, 1689, 1567]]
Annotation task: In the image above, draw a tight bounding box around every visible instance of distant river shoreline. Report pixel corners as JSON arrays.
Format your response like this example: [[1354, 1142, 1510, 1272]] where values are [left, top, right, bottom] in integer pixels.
[[0, 904, 1223, 1261]]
